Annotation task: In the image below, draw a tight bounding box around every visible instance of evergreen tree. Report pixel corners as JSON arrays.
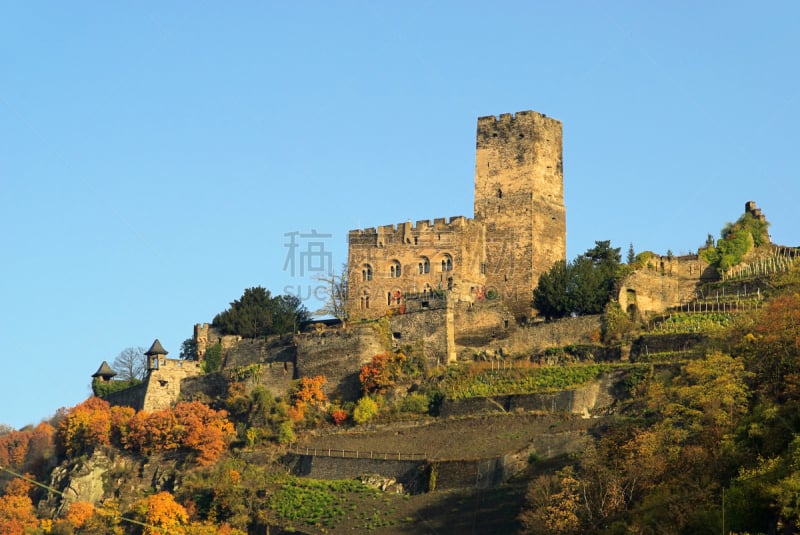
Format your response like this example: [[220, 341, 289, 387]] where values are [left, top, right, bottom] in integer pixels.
[[533, 241, 623, 319], [212, 287, 309, 338]]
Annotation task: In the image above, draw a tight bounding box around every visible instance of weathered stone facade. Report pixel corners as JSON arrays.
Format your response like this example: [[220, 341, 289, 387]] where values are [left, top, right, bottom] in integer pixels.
[[617, 254, 715, 317], [347, 110, 566, 321], [141, 356, 202, 411], [475, 111, 566, 318]]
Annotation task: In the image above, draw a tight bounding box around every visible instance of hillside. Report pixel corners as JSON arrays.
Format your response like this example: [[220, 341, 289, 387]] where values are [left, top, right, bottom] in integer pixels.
[[4, 205, 800, 533]]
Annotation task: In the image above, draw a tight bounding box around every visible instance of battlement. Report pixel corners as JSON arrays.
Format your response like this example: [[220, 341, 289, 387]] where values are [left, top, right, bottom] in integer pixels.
[[476, 110, 561, 148], [348, 216, 471, 239]]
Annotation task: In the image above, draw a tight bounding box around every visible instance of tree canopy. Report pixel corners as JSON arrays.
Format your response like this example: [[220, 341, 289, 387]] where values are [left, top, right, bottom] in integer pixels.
[[533, 240, 624, 319], [212, 287, 310, 338]]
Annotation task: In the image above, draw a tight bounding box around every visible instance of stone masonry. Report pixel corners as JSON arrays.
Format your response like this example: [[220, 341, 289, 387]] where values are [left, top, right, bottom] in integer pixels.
[[347, 110, 566, 321]]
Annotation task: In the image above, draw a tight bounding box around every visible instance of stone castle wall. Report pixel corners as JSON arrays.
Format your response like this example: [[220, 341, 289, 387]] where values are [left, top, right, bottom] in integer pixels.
[[346, 109, 566, 322], [295, 324, 386, 400], [141, 358, 202, 411], [618, 255, 715, 317], [474, 111, 566, 319], [347, 216, 487, 321]]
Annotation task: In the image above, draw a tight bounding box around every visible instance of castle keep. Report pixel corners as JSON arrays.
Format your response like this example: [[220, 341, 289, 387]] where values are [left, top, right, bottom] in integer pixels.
[[347, 110, 566, 320]]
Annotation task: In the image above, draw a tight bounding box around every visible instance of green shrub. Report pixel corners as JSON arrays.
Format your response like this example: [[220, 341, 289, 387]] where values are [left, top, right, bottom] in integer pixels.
[[277, 421, 296, 444], [353, 396, 379, 424], [91, 377, 141, 397], [396, 393, 429, 414], [202, 342, 223, 374]]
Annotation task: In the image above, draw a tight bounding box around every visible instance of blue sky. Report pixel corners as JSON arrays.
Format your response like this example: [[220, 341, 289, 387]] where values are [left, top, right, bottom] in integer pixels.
[[2, 2, 798, 429]]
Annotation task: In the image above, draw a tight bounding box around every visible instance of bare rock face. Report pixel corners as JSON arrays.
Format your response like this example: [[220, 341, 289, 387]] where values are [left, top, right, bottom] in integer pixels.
[[359, 473, 405, 494], [40, 450, 112, 517]]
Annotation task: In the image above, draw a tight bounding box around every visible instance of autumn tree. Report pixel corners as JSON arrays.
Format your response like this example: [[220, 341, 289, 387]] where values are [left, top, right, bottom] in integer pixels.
[[359, 353, 395, 395], [0, 478, 38, 535], [138, 492, 188, 535], [288, 376, 328, 426], [359, 352, 412, 395], [64, 501, 96, 529], [353, 396, 379, 425], [740, 293, 800, 400], [118, 403, 234, 465], [56, 397, 112, 457], [172, 402, 235, 466]]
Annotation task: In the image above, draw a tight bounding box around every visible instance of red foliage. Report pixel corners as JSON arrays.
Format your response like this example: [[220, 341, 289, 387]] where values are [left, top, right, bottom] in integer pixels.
[[330, 408, 348, 426], [359, 352, 397, 394]]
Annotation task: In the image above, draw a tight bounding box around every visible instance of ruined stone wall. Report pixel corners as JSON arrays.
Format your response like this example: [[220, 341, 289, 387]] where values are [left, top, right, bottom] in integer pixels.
[[474, 111, 566, 320], [388, 304, 452, 366], [102, 383, 147, 411], [618, 255, 713, 317], [194, 322, 242, 358], [347, 217, 486, 321], [295, 324, 386, 400]]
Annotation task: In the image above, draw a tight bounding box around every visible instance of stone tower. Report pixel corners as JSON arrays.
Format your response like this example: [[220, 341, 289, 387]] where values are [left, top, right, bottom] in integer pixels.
[[474, 110, 566, 319]]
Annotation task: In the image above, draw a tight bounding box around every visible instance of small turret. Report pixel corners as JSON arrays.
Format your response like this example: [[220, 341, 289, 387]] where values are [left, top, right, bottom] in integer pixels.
[[91, 361, 117, 382], [145, 339, 168, 371]]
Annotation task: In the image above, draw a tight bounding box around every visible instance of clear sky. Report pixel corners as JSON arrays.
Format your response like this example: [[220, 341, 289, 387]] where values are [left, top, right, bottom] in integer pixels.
[[2, 2, 798, 429]]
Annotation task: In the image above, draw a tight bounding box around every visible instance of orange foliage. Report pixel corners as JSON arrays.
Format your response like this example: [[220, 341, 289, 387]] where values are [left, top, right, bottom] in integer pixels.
[[119, 403, 233, 465], [293, 376, 328, 407], [64, 501, 96, 528], [110, 405, 135, 445], [57, 397, 112, 456], [0, 478, 37, 535], [142, 492, 188, 535], [172, 402, 235, 465], [0, 422, 54, 480], [287, 402, 306, 423], [359, 352, 397, 394], [0, 431, 29, 468], [4, 477, 33, 497]]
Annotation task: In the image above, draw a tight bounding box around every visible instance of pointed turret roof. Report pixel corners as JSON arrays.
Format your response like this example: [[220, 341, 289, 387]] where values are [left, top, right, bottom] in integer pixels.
[[92, 361, 117, 379], [145, 339, 168, 356]]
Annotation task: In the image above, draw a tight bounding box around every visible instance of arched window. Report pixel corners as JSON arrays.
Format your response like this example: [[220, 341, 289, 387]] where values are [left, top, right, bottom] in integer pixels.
[[418, 256, 430, 274], [360, 290, 370, 310], [362, 264, 373, 282], [441, 254, 453, 272], [390, 260, 402, 278]]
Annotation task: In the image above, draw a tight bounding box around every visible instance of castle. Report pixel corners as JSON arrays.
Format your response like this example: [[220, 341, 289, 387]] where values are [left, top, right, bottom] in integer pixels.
[[95, 109, 576, 408], [347, 110, 566, 321]]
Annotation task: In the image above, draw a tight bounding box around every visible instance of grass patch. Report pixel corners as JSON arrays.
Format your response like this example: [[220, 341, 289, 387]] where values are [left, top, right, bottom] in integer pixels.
[[440, 363, 610, 400]]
